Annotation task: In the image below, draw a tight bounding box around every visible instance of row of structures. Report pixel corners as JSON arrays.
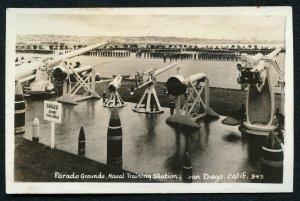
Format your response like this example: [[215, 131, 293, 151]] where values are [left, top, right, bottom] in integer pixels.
[[16, 43, 280, 61], [16, 41, 277, 51], [86, 46, 277, 61]]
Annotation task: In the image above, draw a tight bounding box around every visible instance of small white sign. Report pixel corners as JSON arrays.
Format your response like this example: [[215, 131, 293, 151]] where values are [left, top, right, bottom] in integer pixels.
[[44, 101, 62, 124]]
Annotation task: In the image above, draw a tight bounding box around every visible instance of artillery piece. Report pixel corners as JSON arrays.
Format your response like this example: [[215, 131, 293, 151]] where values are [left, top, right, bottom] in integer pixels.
[[166, 72, 218, 128], [222, 48, 285, 136], [52, 61, 100, 104], [103, 75, 126, 108], [15, 42, 106, 96], [131, 63, 177, 114]]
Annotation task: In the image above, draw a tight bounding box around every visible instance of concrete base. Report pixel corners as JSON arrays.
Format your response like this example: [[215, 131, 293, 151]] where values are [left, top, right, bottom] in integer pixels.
[[103, 92, 126, 108], [58, 92, 101, 105], [57, 94, 78, 104], [90, 91, 101, 99], [239, 122, 277, 136], [166, 114, 201, 128], [132, 107, 164, 114], [206, 107, 219, 118]]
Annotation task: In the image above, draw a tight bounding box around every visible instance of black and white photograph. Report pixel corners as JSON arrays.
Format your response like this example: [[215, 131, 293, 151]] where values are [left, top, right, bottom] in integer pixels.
[[5, 7, 293, 193]]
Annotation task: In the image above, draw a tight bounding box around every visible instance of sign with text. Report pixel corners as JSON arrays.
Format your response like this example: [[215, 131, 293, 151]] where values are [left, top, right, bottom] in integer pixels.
[[44, 101, 62, 124]]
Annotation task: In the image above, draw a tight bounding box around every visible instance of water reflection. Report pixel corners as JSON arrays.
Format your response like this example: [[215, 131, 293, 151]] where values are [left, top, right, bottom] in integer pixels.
[[164, 124, 201, 173], [62, 104, 72, 122], [144, 113, 159, 142], [164, 128, 184, 172], [238, 133, 266, 182], [243, 133, 265, 166], [22, 99, 265, 183], [223, 132, 242, 143], [86, 99, 96, 117], [134, 113, 159, 155], [196, 118, 212, 149]]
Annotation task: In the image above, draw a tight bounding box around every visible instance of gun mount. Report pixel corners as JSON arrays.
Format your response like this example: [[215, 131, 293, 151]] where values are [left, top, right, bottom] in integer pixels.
[[224, 47, 285, 136], [132, 63, 177, 114], [103, 75, 126, 108], [53, 61, 100, 104], [166, 72, 218, 128], [16, 42, 106, 96]]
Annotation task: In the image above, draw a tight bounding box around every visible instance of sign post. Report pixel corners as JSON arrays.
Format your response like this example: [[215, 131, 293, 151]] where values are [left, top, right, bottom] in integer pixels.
[[50, 122, 55, 149], [44, 101, 62, 149]]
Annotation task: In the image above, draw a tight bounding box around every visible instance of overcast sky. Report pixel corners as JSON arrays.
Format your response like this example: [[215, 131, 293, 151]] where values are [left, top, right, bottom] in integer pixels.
[[16, 14, 286, 41]]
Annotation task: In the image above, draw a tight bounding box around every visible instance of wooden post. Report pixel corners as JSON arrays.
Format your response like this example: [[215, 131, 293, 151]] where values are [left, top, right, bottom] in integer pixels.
[[50, 122, 55, 149], [205, 78, 209, 108]]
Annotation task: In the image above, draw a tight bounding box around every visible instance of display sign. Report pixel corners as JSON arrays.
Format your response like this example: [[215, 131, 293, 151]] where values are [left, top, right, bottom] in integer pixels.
[[44, 101, 62, 124]]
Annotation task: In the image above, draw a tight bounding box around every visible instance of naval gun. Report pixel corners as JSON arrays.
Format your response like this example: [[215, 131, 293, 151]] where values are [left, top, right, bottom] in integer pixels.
[[166, 71, 219, 128], [52, 60, 106, 104], [222, 48, 285, 136], [103, 75, 127, 108], [15, 42, 106, 96], [131, 63, 177, 113]]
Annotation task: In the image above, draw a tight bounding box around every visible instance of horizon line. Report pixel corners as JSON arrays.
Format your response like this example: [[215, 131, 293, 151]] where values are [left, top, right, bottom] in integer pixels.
[[16, 34, 284, 43]]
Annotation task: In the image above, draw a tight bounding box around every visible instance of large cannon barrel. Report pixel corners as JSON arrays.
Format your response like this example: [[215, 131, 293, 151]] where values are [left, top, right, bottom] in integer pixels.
[[239, 47, 282, 70], [166, 73, 207, 96], [265, 48, 282, 60], [249, 53, 264, 65], [166, 75, 188, 96], [18, 74, 36, 83], [153, 62, 177, 76], [143, 68, 156, 75], [15, 42, 106, 82], [187, 73, 207, 83], [237, 48, 283, 85], [52, 42, 106, 65], [108, 75, 123, 92], [253, 48, 282, 73], [53, 65, 92, 81], [15, 61, 42, 81]]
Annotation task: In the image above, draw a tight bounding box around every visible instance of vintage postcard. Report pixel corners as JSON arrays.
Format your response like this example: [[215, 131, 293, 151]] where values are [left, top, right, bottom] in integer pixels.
[[6, 7, 293, 193]]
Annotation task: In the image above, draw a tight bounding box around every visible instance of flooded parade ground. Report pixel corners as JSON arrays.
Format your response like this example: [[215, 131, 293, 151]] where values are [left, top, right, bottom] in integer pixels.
[[21, 98, 269, 183], [15, 54, 285, 183], [7, 7, 295, 194]]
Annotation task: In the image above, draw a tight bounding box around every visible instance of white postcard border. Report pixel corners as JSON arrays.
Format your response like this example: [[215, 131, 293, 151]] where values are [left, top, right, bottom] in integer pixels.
[[5, 7, 294, 194]]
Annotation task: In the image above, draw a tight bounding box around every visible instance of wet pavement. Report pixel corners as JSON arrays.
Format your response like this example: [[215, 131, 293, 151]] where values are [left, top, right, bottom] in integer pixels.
[[23, 97, 268, 183]]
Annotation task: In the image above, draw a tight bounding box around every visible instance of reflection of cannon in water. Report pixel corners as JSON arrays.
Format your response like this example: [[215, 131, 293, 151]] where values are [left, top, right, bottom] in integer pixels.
[[131, 63, 177, 114], [165, 71, 219, 128], [164, 127, 193, 183]]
